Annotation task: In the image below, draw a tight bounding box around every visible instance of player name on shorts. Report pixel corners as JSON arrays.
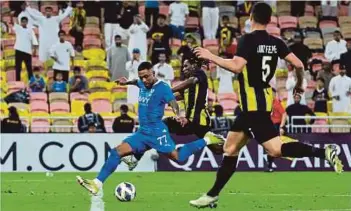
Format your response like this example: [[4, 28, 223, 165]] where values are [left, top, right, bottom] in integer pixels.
[[257, 45, 277, 54]]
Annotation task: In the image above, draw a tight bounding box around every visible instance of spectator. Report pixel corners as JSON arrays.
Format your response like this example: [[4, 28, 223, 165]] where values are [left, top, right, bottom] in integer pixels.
[[211, 105, 232, 137], [321, 0, 338, 17], [291, 1, 305, 17], [51, 73, 67, 93], [88, 122, 97, 133], [286, 93, 315, 133], [286, 71, 307, 107], [312, 78, 329, 113], [317, 62, 334, 89], [289, 33, 312, 71], [102, 1, 121, 49], [84, 0, 101, 18], [201, 0, 219, 39], [128, 15, 149, 60], [271, 89, 287, 134], [115, 1, 139, 41], [182, 0, 200, 17], [50, 30, 75, 83], [324, 30, 347, 64], [112, 104, 135, 133], [169, 0, 189, 40], [149, 33, 171, 65], [17, 1, 39, 47], [25, 3, 72, 62], [217, 53, 235, 94], [145, 0, 159, 27], [69, 1, 86, 49], [148, 14, 173, 48], [107, 35, 130, 81], [340, 41, 351, 77], [237, 1, 255, 17], [329, 68, 351, 113], [153, 53, 174, 86], [126, 48, 144, 104], [78, 103, 106, 133], [1, 107, 24, 133], [177, 33, 198, 65], [13, 16, 37, 81], [29, 67, 45, 92], [217, 15, 239, 54], [69, 66, 88, 93]]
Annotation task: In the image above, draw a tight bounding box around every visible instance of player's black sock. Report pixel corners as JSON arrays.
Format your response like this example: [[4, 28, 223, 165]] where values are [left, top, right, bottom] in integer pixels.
[[281, 142, 325, 159], [207, 156, 238, 197], [267, 155, 274, 168], [134, 153, 144, 161]]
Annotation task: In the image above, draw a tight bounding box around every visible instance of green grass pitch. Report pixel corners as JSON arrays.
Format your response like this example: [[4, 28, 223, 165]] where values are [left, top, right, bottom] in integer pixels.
[[1, 172, 350, 211]]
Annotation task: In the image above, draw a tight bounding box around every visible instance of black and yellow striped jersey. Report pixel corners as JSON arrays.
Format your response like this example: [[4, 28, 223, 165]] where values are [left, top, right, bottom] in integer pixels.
[[236, 30, 291, 112], [182, 69, 210, 126]]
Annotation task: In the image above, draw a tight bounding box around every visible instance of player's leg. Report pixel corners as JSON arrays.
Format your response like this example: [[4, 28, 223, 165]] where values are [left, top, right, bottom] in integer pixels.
[[77, 133, 147, 195], [265, 155, 275, 172], [189, 131, 250, 208]]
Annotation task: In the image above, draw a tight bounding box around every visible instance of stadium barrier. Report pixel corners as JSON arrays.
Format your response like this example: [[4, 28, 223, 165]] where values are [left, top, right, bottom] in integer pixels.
[[289, 116, 351, 133], [1, 134, 350, 172], [1, 134, 157, 172]]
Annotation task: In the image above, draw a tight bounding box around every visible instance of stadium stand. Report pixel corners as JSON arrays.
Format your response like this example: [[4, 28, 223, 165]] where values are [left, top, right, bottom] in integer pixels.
[[1, 0, 350, 133]]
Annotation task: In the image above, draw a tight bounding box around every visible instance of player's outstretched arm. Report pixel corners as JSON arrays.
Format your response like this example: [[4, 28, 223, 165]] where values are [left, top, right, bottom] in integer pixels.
[[284, 53, 304, 93], [169, 99, 180, 116], [194, 47, 247, 74], [115, 77, 138, 86], [172, 77, 198, 93]]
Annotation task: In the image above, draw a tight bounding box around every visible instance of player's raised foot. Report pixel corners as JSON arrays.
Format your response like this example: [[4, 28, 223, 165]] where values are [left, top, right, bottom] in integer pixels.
[[190, 194, 219, 208], [76, 176, 100, 195], [204, 132, 225, 146], [325, 145, 343, 174], [121, 156, 139, 171]]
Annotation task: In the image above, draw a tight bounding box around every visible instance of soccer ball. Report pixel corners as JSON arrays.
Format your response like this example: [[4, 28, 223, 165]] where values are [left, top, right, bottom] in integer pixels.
[[115, 182, 136, 202]]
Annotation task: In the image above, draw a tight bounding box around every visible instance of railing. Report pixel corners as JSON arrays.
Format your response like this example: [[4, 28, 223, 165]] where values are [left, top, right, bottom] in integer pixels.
[[11, 115, 351, 133]]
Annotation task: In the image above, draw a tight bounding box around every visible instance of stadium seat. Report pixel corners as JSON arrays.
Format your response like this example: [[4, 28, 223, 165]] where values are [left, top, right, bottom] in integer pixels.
[[203, 39, 218, 47], [51, 118, 73, 133], [276, 2, 291, 16], [86, 16, 100, 26], [278, 16, 298, 29], [49, 92, 69, 103], [6, 70, 16, 82], [30, 92, 47, 103], [268, 16, 278, 27], [71, 100, 86, 115], [104, 118, 114, 133], [299, 16, 317, 29], [1, 38, 15, 49], [87, 60, 107, 70], [186, 17, 199, 28], [92, 100, 112, 113], [219, 5, 235, 18], [30, 101, 49, 113], [341, 27, 351, 40], [70, 92, 89, 102], [89, 81, 113, 92], [50, 102, 70, 113], [312, 112, 329, 133], [220, 100, 238, 115], [89, 91, 110, 102], [7, 81, 25, 93], [217, 93, 238, 102], [86, 70, 109, 82], [229, 16, 238, 28], [266, 26, 281, 37], [31, 113, 50, 133], [83, 27, 101, 37], [303, 38, 323, 51], [83, 48, 106, 61], [319, 20, 338, 29], [339, 16, 351, 27], [83, 38, 102, 49], [8, 102, 29, 114]]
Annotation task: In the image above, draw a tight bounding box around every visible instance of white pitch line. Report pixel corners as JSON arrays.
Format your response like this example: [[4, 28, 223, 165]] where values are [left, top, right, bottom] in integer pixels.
[[287, 209, 351, 211]]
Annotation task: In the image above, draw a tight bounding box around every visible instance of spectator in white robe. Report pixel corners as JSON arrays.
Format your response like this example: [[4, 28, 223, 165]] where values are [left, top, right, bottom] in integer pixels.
[[329, 68, 351, 113], [126, 48, 144, 104], [128, 15, 149, 61], [25, 3, 72, 62], [286, 71, 307, 107], [153, 52, 174, 86]]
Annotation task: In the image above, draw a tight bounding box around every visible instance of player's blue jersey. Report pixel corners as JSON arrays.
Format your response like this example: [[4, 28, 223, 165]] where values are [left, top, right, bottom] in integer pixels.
[[136, 80, 175, 136]]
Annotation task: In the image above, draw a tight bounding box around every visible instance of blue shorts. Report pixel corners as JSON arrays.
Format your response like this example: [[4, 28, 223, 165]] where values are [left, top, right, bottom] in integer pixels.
[[123, 131, 176, 154]]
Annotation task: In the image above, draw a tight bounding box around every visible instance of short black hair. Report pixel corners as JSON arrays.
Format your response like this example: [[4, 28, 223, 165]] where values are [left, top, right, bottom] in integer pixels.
[[214, 105, 224, 116], [120, 104, 129, 113], [317, 77, 325, 83], [158, 14, 167, 20], [20, 16, 28, 22], [73, 66, 81, 72], [222, 15, 229, 21], [58, 30, 66, 36], [114, 34, 121, 39], [84, 103, 92, 113], [251, 2, 272, 25], [334, 30, 341, 34], [138, 61, 153, 72]]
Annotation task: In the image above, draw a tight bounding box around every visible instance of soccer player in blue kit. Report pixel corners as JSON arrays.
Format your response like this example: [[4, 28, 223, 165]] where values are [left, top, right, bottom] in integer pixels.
[[77, 62, 224, 195]]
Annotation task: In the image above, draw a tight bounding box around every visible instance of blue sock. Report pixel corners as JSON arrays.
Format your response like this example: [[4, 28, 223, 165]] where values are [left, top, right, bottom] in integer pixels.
[[97, 149, 120, 183], [178, 139, 206, 162]]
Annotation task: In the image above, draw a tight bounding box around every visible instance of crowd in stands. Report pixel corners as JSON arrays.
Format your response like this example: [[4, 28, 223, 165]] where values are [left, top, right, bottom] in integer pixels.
[[1, 0, 351, 134]]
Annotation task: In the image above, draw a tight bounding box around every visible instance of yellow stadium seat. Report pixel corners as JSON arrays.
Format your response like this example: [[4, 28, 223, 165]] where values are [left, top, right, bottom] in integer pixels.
[[170, 59, 181, 68], [87, 60, 107, 70], [44, 59, 54, 69], [83, 48, 106, 61], [0, 101, 9, 115], [1, 71, 6, 82], [86, 70, 109, 81], [71, 100, 86, 115], [327, 101, 333, 113], [213, 79, 219, 94], [89, 91, 111, 102], [111, 92, 127, 102], [0, 60, 5, 70], [89, 81, 113, 92], [328, 112, 351, 133], [0, 81, 8, 93], [72, 60, 88, 70], [5, 59, 15, 68], [4, 49, 15, 58], [50, 112, 73, 133]]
